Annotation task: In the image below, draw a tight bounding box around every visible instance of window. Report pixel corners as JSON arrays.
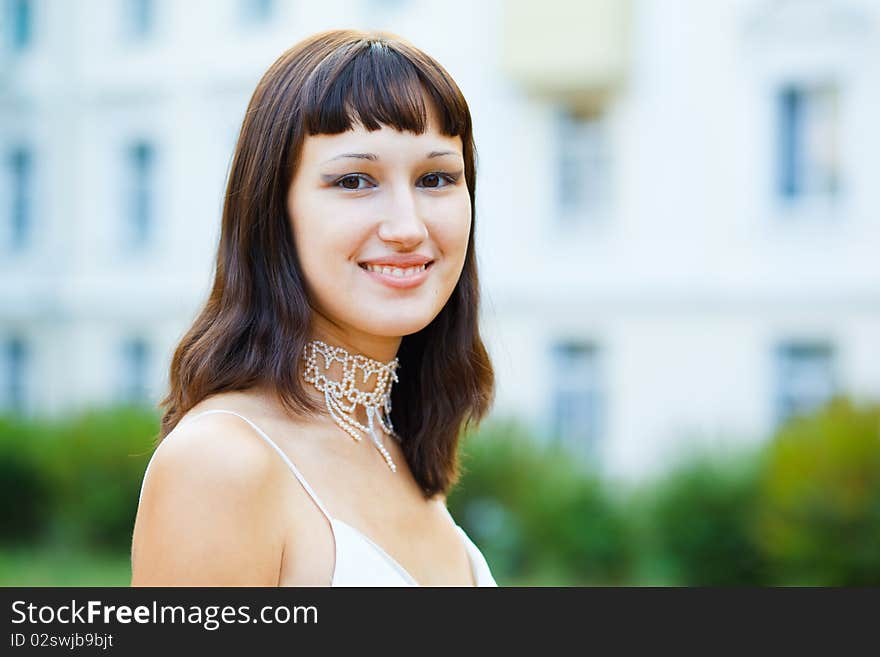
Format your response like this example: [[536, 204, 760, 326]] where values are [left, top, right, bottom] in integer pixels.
[[775, 341, 836, 425], [125, 140, 155, 248], [5, 146, 32, 251], [777, 83, 840, 202], [557, 106, 610, 220], [239, 0, 274, 25], [124, 0, 154, 40], [1, 336, 27, 414], [120, 337, 150, 404], [6, 0, 32, 52], [550, 341, 603, 461]]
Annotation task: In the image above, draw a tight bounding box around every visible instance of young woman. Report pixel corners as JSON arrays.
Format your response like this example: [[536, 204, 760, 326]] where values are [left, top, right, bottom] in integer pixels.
[[131, 29, 496, 586]]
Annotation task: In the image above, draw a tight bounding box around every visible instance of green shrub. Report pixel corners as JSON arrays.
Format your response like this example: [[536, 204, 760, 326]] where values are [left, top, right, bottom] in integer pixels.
[[450, 419, 632, 585], [0, 416, 52, 544], [32, 406, 159, 551], [646, 449, 767, 586], [756, 398, 880, 585], [447, 421, 533, 581], [519, 461, 632, 584], [5, 397, 879, 586]]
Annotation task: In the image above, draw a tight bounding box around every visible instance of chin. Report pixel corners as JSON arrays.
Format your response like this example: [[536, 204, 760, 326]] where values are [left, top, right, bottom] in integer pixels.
[[356, 307, 441, 339]]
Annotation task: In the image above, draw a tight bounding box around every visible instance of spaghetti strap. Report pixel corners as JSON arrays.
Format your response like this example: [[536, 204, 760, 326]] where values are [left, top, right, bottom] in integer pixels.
[[180, 409, 334, 525]]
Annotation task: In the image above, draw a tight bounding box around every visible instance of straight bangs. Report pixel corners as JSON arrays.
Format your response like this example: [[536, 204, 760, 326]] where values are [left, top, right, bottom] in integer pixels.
[[301, 39, 470, 138]]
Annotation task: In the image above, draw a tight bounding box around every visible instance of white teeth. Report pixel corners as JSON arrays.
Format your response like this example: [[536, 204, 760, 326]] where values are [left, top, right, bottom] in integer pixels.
[[363, 263, 428, 276]]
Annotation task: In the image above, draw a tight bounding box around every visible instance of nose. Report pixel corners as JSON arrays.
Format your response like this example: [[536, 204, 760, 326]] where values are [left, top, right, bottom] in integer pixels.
[[377, 185, 428, 248]]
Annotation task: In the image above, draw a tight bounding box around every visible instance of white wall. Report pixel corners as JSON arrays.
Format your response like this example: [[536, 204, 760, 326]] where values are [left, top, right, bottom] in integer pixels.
[[3, 0, 879, 482]]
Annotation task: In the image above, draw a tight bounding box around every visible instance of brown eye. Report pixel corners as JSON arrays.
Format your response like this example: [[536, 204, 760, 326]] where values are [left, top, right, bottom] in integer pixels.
[[338, 175, 364, 190], [419, 173, 456, 189]]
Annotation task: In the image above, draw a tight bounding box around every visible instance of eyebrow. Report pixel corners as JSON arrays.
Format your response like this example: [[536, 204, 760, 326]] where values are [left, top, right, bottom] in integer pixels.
[[322, 150, 462, 164]]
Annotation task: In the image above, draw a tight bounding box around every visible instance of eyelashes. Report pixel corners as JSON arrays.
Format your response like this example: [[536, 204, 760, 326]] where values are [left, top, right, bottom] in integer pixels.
[[333, 172, 461, 191]]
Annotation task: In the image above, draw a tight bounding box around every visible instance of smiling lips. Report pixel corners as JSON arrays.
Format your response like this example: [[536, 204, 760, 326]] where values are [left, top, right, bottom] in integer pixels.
[[358, 256, 434, 289]]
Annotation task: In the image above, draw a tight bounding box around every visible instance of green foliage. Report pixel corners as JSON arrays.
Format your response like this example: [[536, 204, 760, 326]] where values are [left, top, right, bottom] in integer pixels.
[[450, 419, 632, 585], [451, 398, 880, 586], [644, 449, 768, 585], [0, 544, 131, 586], [0, 416, 53, 543], [2, 398, 880, 586], [755, 398, 880, 585], [0, 406, 159, 551], [43, 406, 159, 551]]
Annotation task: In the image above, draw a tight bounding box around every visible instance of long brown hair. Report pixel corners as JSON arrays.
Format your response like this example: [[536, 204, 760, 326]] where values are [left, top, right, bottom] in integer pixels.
[[159, 29, 494, 497]]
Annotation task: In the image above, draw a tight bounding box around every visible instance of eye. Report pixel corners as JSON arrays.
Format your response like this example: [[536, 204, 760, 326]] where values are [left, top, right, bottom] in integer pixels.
[[335, 174, 374, 190], [418, 172, 459, 189], [334, 171, 460, 191]]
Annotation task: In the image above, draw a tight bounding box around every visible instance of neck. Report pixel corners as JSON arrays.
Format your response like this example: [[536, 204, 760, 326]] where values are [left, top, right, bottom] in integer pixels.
[[299, 335, 403, 471], [309, 314, 402, 364], [300, 337, 400, 429]]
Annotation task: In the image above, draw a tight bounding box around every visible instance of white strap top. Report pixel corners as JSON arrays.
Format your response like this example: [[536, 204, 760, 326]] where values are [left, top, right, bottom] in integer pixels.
[[138, 409, 497, 587]]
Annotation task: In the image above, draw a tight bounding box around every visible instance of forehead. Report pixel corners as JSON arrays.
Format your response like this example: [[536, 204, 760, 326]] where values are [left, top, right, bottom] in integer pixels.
[[299, 99, 462, 165], [301, 126, 462, 166]]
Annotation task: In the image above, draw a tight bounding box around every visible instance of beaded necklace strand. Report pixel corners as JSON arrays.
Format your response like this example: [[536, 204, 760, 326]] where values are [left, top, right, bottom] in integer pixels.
[[301, 339, 401, 472]]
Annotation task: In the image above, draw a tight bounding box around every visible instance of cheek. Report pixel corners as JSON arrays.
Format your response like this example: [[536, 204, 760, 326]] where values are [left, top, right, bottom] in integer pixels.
[[290, 196, 366, 269], [434, 195, 472, 259]]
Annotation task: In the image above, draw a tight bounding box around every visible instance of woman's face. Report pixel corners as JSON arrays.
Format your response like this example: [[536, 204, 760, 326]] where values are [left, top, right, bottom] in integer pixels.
[[287, 102, 471, 358]]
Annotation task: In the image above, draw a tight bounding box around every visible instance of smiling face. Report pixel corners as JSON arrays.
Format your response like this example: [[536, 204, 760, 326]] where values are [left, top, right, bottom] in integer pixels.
[[286, 100, 472, 361]]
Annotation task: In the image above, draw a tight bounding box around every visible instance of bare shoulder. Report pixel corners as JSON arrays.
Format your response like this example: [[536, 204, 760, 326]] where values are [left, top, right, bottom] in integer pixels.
[[131, 411, 286, 586], [155, 411, 284, 491]]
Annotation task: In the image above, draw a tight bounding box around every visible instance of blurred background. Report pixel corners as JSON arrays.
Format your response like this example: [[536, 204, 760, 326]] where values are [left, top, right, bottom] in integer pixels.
[[1, 0, 879, 585]]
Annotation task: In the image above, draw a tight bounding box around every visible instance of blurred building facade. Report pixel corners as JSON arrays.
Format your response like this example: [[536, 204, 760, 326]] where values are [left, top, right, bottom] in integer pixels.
[[2, 0, 879, 481]]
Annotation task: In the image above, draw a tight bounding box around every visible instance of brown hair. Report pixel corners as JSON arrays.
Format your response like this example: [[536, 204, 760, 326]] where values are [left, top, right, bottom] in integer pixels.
[[159, 29, 494, 498]]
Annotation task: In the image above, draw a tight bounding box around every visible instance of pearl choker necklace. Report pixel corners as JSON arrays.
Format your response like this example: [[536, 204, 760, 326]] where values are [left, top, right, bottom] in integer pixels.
[[301, 339, 401, 472]]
